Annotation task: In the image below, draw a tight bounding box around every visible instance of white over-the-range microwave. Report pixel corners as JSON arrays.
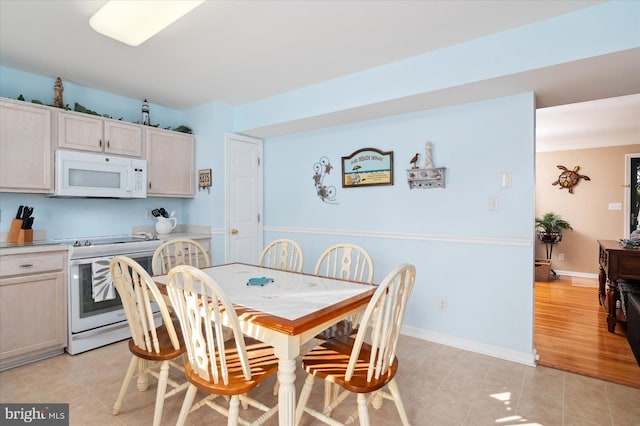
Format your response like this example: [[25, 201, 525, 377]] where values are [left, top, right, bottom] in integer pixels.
[[53, 149, 147, 198]]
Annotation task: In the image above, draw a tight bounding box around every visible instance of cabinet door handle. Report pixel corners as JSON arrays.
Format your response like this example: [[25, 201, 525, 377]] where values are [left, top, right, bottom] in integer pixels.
[[99, 139, 102, 148], [231, 229, 239, 235], [107, 140, 110, 149], [19, 264, 34, 268], [148, 182, 152, 189]]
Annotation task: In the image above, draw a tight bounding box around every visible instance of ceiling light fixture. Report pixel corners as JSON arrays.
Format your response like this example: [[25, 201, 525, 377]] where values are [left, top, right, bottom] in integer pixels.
[[90, 0, 204, 47]]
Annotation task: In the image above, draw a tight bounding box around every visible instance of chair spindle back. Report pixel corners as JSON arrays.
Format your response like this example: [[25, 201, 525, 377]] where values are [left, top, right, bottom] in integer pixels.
[[166, 265, 252, 385]]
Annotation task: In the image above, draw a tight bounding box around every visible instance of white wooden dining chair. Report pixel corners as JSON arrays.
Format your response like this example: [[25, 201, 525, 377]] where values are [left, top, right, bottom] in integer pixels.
[[314, 242, 374, 338], [259, 238, 304, 272], [314, 243, 374, 284], [313, 243, 375, 403], [295, 263, 416, 426], [151, 238, 210, 275], [166, 265, 279, 426], [109, 256, 188, 426]]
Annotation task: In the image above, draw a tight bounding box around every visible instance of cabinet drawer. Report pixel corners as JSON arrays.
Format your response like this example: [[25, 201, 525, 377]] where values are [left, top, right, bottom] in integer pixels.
[[0, 252, 66, 278]]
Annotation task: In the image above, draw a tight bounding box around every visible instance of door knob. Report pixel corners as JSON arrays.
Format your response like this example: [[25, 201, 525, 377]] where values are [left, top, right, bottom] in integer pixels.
[[231, 229, 239, 235]]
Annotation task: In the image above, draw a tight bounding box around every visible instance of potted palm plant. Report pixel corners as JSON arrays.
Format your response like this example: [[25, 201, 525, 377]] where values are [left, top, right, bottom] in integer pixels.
[[535, 212, 572, 281], [536, 212, 572, 244]]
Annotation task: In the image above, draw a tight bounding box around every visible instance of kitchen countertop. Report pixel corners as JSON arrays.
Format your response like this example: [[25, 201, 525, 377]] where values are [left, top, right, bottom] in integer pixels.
[[0, 225, 212, 256], [132, 224, 212, 243], [0, 241, 69, 256]]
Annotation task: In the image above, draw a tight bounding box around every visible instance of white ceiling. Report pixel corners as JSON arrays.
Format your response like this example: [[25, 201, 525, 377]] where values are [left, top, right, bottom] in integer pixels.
[[536, 93, 640, 152], [0, 0, 638, 148]]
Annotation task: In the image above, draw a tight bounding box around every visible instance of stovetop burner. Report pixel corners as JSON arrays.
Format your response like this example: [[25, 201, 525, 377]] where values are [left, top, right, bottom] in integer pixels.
[[63, 235, 163, 260], [71, 235, 159, 247]]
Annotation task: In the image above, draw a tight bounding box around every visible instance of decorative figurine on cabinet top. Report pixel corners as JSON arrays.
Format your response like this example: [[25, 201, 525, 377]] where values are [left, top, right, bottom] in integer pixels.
[[141, 99, 150, 125], [53, 77, 64, 108], [407, 141, 446, 189]]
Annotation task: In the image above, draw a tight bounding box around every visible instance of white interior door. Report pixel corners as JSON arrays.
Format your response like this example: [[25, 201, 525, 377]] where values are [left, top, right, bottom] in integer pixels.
[[225, 133, 263, 263]]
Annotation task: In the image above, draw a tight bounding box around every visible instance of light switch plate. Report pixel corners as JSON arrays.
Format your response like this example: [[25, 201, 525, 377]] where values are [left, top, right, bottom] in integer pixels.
[[488, 196, 499, 211], [501, 172, 512, 188]]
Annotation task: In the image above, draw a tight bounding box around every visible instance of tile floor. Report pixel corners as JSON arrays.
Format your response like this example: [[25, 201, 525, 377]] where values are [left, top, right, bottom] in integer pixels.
[[1, 335, 639, 425]]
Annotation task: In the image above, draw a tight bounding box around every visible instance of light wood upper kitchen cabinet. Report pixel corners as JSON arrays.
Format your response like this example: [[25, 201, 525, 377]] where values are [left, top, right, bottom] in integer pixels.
[[146, 127, 195, 197], [0, 98, 53, 193], [0, 249, 68, 371], [56, 110, 142, 157]]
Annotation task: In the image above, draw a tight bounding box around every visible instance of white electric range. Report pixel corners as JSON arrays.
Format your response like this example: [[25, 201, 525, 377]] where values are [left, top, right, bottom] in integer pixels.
[[61, 235, 163, 354]]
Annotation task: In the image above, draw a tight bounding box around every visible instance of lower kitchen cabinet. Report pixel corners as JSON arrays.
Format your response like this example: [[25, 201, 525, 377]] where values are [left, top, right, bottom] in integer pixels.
[[145, 127, 195, 198], [0, 249, 68, 370]]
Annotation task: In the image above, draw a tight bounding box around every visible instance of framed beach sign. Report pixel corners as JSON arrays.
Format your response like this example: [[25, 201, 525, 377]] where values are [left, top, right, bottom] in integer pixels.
[[341, 148, 394, 187]]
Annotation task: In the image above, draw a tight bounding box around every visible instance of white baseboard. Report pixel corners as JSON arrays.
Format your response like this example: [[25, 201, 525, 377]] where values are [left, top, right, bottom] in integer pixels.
[[401, 324, 537, 367], [554, 270, 599, 279]]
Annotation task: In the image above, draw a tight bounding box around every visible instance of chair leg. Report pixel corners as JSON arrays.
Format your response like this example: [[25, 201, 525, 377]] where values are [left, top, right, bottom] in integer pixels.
[[273, 378, 279, 396], [228, 395, 240, 426], [387, 379, 410, 426], [176, 384, 198, 426], [332, 383, 339, 405], [136, 358, 149, 391], [323, 382, 340, 413], [371, 390, 383, 409], [356, 393, 370, 426], [152, 361, 170, 426], [112, 355, 139, 415], [323, 381, 332, 411], [295, 374, 314, 426]]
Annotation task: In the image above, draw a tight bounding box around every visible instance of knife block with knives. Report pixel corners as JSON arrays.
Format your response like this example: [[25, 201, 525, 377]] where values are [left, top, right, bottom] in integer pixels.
[[7, 205, 34, 243]]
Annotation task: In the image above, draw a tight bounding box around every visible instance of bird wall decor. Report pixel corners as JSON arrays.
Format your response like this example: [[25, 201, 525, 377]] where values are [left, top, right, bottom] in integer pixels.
[[409, 152, 419, 169]]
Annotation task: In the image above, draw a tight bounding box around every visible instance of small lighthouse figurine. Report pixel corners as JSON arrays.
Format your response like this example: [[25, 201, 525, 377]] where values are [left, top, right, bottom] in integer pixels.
[[53, 77, 64, 108], [424, 142, 434, 169], [141, 99, 150, 125]]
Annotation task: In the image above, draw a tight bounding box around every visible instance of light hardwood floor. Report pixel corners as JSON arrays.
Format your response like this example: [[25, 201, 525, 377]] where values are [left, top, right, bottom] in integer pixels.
[[534, 276, 640, 389]]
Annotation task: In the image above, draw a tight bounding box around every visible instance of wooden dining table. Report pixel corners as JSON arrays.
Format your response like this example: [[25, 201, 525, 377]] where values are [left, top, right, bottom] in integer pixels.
[[154, 262, 376, 426]]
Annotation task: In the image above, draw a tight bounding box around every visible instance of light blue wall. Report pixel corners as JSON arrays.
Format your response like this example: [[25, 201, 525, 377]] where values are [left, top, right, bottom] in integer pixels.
[[0, 66, 186, 128], [183, 102, 234, 264], [262, 93, 536, 355], [0, 67, 233, 245], [235, 0, 640, 133]]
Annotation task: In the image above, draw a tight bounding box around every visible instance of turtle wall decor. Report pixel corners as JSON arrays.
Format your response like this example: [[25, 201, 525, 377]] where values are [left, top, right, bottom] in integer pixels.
[[552, 165, 590, 194]]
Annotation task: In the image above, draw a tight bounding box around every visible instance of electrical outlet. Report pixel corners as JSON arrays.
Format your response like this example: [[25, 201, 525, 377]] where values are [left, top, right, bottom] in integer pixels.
[[145, 209, 152, 219], [558, 253, 565, 260], [608, 203, 622, 210], [439, 299, 447, 312]]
